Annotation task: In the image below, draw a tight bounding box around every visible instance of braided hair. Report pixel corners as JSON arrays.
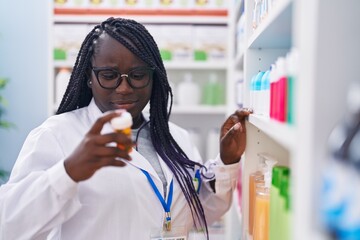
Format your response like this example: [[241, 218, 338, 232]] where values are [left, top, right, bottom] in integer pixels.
[[57, 17, 209, 238]]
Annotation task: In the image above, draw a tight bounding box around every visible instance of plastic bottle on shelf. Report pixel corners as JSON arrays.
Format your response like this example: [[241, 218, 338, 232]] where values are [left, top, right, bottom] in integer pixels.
[[203, 73, 224, 105], [253, 157, 277, 240], [248, 156, 266, 236], [253, 0, 261, 30], [55, 68, 72, 108], [269, 64, 277, 120], [261, 68, 271, 117], [254, 71, 265, 114], [276, 57, 288, 122], [250, 75, 257, 111], [213, 75, 225, 105], [176, 73, 200, 106], [278, 174, 291, 240], [269, 166, 290, 240], [286, 49, 299, 125], [253, 185, 270, 240]]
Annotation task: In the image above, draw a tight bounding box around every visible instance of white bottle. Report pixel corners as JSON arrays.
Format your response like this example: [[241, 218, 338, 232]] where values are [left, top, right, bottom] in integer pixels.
[[176, 73, 200, 106], [55, 68, 71, 107]]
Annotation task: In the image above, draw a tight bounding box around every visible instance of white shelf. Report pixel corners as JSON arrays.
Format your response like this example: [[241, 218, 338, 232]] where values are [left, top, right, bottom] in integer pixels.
[[165, 61, 227, 70], [248, 0, 292, 49], [171, 105, 227, 114], [248, 114, 296, 150], [54, 14, 228, 25], [54, 60, 227, 70]]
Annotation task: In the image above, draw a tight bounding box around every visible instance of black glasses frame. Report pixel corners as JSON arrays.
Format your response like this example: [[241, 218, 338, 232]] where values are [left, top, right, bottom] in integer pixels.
[[91, 66, 155, 89]]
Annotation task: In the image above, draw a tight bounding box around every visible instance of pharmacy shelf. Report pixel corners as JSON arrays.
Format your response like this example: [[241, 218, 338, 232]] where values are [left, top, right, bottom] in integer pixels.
[[165, 61, 227, 70], [247, 0, 292, 49], [248, 114, 296, 153], [54, 60, 227, 70], [54, 9, 228, 25], [171, 105, 227, 114]]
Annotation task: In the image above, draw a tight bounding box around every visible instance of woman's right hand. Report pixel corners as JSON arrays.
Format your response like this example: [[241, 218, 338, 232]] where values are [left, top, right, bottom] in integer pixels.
[[64, 111, 133, 182]]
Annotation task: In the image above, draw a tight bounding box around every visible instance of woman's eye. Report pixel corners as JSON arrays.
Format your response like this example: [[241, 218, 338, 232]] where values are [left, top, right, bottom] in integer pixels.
[[130, 71, 146, 80], [100, 71, 117, 80]]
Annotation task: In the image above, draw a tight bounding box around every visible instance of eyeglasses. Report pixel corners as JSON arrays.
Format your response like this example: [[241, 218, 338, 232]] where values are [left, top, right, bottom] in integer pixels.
[[91, 66, 155, 89]]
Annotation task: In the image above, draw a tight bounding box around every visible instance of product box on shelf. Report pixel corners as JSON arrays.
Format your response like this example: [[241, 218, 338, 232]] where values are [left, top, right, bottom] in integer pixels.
[[193, 26, 227, 62], [54, 0, 88, 8], [146, 25, 193, 62], [88, 0, 122, 8], [193, 0, 228, 9], [121, 0, 156, 9], [53, 24, 89, 62], [157, 0, 192, 9]]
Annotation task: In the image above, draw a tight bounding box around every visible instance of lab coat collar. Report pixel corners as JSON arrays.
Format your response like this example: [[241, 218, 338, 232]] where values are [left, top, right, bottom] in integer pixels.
[[86, 99, 173, 184]]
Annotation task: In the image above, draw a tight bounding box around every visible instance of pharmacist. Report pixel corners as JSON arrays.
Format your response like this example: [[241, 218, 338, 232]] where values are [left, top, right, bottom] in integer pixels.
[[0, 17, 251, 239]]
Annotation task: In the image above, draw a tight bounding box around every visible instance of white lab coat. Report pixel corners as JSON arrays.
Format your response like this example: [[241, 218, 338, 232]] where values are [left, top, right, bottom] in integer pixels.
[[0, 99, 240, 240]]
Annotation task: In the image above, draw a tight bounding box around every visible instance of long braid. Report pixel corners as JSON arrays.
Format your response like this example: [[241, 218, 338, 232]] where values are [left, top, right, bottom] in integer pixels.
[[57, 26, 103, 114], [56, 17, 209, 238]]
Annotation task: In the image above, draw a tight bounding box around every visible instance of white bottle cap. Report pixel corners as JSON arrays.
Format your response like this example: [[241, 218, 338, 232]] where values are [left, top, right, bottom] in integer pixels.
[[110, 111, 133, 130]]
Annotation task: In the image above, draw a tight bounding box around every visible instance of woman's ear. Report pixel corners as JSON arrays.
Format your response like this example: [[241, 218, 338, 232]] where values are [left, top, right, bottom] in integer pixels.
[[86, 68, 92, 88], [87, 79, 92, 88]]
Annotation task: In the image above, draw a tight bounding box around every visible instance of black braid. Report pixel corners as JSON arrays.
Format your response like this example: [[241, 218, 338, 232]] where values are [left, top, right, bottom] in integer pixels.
[[56, 17, 209, 238]]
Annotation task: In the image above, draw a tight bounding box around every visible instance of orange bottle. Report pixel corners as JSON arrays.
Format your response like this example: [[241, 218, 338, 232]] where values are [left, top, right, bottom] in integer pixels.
[[110, 111, 133, 153], [249, 172, 264, 235], [253, 186, 270, 240]]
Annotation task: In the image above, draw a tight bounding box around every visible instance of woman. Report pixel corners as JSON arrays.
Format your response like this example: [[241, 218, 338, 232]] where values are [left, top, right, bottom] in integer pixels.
[[0, 17, 251, 239]]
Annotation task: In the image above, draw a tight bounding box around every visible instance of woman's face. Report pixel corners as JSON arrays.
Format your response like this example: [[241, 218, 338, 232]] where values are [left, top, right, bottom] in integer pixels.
[[90, 34, 153, 128]]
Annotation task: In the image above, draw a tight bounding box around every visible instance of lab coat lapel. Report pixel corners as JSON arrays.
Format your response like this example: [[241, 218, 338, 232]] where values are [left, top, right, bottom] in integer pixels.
[[128, 150, 160, 182]]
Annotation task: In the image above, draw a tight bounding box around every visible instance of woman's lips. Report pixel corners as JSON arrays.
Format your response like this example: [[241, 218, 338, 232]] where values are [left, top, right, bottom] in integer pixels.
[[111, 101, 136, 110]]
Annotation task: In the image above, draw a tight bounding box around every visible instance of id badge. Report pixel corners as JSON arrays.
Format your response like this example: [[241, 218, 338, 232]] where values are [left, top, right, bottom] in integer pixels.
[[150, 226, 187, 240]]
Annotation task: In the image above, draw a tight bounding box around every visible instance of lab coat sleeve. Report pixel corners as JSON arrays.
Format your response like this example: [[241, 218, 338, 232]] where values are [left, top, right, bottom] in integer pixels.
[[0, 126, 82, 240], [195, 149, 240, 224]]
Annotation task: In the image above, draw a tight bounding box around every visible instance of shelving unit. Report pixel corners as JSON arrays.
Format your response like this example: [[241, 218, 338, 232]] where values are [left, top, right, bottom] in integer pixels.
[[51, 8, 229, 163], [227, 0, 360, 240]]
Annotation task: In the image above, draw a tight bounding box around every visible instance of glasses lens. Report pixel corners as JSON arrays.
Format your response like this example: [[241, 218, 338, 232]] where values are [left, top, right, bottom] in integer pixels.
[[98, 69, 120, 88], [128, 68, 152, 88]]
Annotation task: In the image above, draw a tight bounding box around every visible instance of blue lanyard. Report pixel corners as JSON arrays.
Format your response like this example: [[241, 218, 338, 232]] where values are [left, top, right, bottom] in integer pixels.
[[140, 169, 173, 231], [195, 169, 202, 194]]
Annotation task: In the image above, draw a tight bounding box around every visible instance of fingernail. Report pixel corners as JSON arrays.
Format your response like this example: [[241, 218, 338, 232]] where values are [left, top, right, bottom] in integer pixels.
[[234, 123, 241, 130]]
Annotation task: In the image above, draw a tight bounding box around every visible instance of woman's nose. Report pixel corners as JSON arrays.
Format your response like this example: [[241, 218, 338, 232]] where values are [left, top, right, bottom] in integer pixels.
[[115, 75, 133, 93]]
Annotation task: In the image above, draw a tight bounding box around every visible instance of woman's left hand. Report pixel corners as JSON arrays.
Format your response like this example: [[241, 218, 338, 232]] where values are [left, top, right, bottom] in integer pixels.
[[220, 108, 252, 165]]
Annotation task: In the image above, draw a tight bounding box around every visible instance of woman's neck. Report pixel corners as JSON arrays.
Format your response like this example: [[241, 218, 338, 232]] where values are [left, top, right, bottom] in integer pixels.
[[132, 114, 145, 129]]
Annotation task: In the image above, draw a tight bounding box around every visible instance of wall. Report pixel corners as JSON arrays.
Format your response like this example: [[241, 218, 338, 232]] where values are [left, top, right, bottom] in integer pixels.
[[0, 1, 52, 172]]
